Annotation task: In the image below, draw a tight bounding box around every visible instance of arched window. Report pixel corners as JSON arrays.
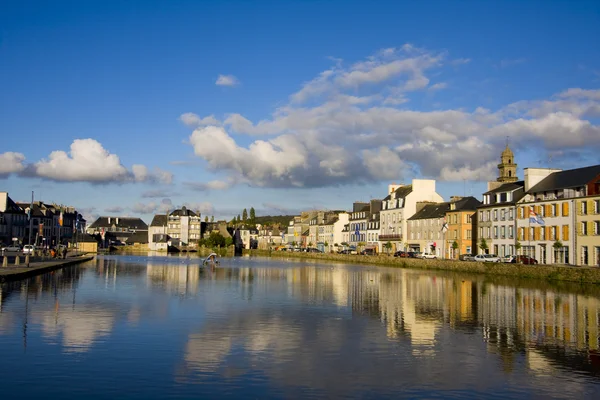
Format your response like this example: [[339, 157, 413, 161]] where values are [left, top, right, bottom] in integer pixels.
[[509, 171, 512, 177]]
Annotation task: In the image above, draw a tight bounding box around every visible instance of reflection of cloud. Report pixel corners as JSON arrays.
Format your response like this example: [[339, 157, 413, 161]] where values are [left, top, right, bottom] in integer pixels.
[[34, 307, 115, 353]]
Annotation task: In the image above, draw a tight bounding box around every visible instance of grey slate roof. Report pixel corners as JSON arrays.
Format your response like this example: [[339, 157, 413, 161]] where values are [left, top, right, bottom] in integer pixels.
[[528, 165, 600, 193], [88, 217, 148, 230], [150, 215, 167, 227], [169, 207, 198, 217], [408, 202, 450, 220], [382, 185, 413, 201], [450, 196, 482, 211], [483, 181, 524, 195]]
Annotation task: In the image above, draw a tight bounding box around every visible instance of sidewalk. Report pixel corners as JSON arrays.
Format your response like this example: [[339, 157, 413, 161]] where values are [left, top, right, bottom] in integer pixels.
[[0, 255, 95, 282]]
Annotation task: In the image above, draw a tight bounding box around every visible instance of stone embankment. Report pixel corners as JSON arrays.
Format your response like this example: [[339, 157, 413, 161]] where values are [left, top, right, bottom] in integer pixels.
[[0, 254, 95, 282], [252, 250, 600, 285]]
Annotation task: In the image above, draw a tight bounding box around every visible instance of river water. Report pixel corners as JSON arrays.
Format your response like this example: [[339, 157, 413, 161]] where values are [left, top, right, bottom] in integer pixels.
[[0, 255, 599, 399]]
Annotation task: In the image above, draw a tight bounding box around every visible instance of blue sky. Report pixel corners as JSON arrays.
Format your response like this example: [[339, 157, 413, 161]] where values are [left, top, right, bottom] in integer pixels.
[[1, 0, 599, 223]]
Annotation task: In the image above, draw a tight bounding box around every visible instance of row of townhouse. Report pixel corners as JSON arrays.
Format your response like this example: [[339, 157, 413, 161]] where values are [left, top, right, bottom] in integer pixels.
[[1, 191, 85, 247], [284, 144, 600, 266]]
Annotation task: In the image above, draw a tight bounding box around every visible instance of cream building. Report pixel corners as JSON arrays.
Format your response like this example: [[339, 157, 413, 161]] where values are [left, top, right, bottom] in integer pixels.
[[575, 195, 600, 266], [379, 179, 444, 253], [516, 164, 600, 264]]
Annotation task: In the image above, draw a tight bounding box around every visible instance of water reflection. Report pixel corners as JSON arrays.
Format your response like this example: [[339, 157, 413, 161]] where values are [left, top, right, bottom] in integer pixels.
[[0, 255, 599, 398]]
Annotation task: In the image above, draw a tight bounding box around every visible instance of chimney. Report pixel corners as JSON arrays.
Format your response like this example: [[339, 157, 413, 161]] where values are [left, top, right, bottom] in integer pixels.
[[388, 183, 403, 194], [108, 217, 111, 224], [487, 181, 503, 192], [116, 217, 119, 225], [450, 196, 463, 203], [524, 168, 562, 192]]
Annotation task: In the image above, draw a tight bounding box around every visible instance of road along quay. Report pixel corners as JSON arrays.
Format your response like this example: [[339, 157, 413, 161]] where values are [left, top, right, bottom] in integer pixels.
[[0, 255, 95, 282], [252, 250, 600, 285]]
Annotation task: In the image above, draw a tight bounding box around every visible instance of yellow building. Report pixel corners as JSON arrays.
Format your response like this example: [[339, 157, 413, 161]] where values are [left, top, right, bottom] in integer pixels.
[[444, 196, 481, 259], [575, 195, 600, 266]]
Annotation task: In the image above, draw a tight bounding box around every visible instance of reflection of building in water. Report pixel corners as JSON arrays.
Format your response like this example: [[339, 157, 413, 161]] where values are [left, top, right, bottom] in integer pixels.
[[378, 271, 446, 350], [146, 264, 201, 295], [516, 288, 599, 352], [350, 270, 380, 317], [34, 308, 115, 353]]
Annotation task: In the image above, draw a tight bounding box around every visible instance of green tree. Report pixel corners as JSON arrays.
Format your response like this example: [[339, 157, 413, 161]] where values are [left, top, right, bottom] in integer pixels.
[[225, 237, 233, 247], [210, 215, 214, 223], [242, 208, 248, 223], [237, 214, 241, 223], [249, 207, 256, 223], [205, 232, 226, 248], [384, 241, 392, 255], [515, 241, 522, 255], [479, 238, 488, 254], [204, 215, 208, 222]]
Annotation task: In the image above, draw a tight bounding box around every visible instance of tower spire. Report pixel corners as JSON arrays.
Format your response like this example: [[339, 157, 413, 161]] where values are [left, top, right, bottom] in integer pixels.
[[497, 142, 518, 183]]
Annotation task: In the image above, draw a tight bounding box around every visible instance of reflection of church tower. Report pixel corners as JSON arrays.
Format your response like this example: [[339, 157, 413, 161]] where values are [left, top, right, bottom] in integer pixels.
[[497, 145, 518, 183]]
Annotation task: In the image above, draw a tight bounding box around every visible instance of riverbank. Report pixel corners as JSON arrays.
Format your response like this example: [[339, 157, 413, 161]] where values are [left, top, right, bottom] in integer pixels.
[[250, 250, 600, 285], [0, 255, 95, 282]]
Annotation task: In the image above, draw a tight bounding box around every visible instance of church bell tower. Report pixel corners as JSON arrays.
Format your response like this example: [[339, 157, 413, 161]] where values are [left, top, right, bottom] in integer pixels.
[[497, 144, 518, 183]]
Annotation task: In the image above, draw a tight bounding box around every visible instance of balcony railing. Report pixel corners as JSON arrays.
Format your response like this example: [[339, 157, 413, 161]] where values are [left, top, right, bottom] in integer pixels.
[[379, 234, 403, 241]]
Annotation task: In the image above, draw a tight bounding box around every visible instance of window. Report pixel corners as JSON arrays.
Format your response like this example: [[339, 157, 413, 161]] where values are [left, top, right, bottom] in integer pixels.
[[500, 226, 505, 239], [540, 227, 545, 240], [501, 209, 505, 220], [595, 200, 600, 214], [467, 214, 472, 223], [596, 221, 600, 235], [551, 226, 557, 240], [509, 208, 514, 220], [493, 210, 498, 221], [486, 211, 490, 221], [479, 211, 483, 221], [582, 201, 588, 215], [582, 246, 589, 265], [508, 226, 514, 239], [453, 214, 458, 224], [582, 222, 588, 235], [479, 227, 483, 238], [552, 203, 557, 216], [453, 231, 458, 239], [530, 227, 535, 241], [493, 226, 498, 239]]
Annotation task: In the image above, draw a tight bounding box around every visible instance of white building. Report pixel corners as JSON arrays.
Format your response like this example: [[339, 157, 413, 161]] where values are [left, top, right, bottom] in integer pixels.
[[379, 179, 444, 253], [319, 212, 349, 253]]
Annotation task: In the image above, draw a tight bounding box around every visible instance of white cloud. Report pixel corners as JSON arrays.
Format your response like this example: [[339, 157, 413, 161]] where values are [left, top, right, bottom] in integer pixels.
[[215, 74, 239, 87], [104, 206, 125, 213], [0, 152, 25, 176], [131, 198, 172, 215], [184, 179, 232, 191], [429, 82, 448, 91], [182, 45, 600, 187], [32, 139, 173, 184], [35, 139, 129, 182], [179, 113, 220, 127], [182, 201, 214, 216]]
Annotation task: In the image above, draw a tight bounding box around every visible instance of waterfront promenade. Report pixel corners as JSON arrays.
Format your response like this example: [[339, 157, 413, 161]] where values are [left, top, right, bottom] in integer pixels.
[[252, 250, 600, 285], [0, 254, 95, 282]]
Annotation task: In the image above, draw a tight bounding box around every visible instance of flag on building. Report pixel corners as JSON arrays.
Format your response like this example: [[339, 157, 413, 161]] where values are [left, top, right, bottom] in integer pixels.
[[59, 210, 63, 227], [529, 206, 545, 225], [441, 218, 449, 233]]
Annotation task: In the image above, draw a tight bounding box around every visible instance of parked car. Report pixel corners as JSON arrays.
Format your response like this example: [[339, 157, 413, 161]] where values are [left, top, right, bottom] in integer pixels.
[[512, 255, 538, 265], [360, 248, 376, 256], [307, 247, 323, 253], [474, 254, 501, 262], [459, 254, 475, 261], [338, 249, 352, 254], [1, 244, 22, 253], [421, 253, 436, 259], [22, 245, 36, 255], [502, 255, 515, 263]]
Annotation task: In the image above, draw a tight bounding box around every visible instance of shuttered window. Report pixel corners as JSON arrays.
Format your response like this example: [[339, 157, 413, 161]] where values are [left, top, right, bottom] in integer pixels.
[[562, 202, 569, 217], [562, 225, 569, 241]]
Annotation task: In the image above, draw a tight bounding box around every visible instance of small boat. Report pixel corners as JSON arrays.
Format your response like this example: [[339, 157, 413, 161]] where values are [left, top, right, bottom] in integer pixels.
[[203, 252, 220, 266]]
